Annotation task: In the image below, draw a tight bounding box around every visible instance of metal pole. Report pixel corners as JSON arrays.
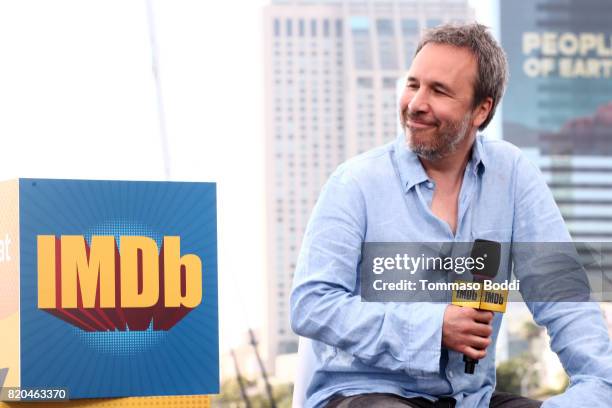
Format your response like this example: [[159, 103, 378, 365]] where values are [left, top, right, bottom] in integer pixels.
[[145, 0, 171, 180], [248, 328, 277, 408], [230, 349, 252, 408]]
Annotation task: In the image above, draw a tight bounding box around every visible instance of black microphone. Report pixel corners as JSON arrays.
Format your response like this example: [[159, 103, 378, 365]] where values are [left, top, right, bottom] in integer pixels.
[[461, 239, 501, 374]]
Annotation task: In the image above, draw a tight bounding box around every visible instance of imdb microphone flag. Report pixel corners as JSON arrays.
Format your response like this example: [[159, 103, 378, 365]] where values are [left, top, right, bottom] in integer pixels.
[[452, 281, 508, 313]]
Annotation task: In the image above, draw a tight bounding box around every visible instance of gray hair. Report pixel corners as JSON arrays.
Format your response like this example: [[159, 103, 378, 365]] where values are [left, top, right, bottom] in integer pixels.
[[415, 23, 508, 130]]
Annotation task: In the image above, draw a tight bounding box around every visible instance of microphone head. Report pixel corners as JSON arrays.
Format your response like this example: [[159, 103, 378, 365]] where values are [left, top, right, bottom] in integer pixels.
[[470, 239, 501, 280]]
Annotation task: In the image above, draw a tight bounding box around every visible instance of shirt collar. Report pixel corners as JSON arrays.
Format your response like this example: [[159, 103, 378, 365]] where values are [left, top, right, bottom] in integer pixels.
[[470, 134, 487, 173], [394, 134, 429, 192], [393, 133, 487, 193]]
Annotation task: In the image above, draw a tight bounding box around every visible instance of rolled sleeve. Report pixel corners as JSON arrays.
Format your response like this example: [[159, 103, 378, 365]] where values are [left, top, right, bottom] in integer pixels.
[[511, 153, 612, 407]]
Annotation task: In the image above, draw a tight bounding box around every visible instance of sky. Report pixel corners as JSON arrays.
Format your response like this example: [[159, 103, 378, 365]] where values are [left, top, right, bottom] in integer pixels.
[[0, 0, 268, 351], [0, 0, 498, 352]]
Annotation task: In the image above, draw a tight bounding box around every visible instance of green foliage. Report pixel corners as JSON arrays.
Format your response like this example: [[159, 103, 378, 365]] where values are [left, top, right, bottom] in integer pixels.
[[496, 358, 525, 394], [521, 321, 543, 340], [214, 378, 254, 406], [495, 354, 539, 396], [213, 379, 294, 408]]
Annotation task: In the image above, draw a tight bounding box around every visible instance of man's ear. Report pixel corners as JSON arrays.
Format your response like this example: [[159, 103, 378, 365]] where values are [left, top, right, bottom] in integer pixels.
[[472, 97, 493, 128]]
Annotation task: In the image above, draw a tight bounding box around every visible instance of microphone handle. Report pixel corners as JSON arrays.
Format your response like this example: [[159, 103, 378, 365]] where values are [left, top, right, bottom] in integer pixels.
[[463, 303, 494, 374], [463, 354, 478, 374], [464, 277, 487, 374]]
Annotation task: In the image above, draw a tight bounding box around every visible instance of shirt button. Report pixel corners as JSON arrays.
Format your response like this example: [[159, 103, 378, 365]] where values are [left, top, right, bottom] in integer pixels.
[[426, 181, 434, 189], [448, 370, 454, 378]]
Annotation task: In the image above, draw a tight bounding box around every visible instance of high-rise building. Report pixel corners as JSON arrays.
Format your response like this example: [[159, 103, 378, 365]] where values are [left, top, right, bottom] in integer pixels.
[[263, 0, 474, 373], [500, 0, 612, 242]]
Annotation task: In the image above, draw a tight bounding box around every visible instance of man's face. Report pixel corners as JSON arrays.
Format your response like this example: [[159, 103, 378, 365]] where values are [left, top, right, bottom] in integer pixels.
[[399, 43, 480, 161]]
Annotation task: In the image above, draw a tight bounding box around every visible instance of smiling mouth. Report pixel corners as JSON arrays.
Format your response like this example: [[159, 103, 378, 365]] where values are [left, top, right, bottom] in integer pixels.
[[406, 119, 437, 129]]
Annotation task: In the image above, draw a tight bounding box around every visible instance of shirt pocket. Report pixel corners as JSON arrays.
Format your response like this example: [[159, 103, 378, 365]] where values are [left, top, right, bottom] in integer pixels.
[[471, 228, 512, 243]]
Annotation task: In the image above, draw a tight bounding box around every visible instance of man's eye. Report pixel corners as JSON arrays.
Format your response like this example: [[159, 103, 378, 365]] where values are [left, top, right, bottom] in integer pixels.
[[407, 83, 418, 89], [434, 88, 447, 95]]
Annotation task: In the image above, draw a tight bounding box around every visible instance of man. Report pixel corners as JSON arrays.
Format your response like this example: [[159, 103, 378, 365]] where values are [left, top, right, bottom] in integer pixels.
[[290, 23, 612, 407]]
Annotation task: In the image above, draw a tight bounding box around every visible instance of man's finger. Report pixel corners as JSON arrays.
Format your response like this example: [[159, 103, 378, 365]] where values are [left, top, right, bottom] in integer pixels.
[[472, 310, 494, 324], [468, 334, 492, 350], [470, 322, 493, 338], [462, 346, 487, 360]]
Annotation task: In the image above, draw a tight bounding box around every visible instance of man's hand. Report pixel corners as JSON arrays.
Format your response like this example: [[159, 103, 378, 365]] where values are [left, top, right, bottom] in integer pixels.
[[442, 305, 493, 360]]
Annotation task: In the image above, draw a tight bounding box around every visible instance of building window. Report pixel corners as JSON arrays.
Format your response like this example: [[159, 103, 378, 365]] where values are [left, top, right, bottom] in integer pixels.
[[401, 18, 419, 36], [427, 18, 443, 28], [383, 77, 398, 89], [286, 19, 293, 36], [336, 19, 343, 37], [351, 16, 371, 69], [274, 18, 280, 37], [299, 19, 304, 37], [403, 39, 417, 67], [357, 77, 373, 89], [376, 18, 394, 36], [311, 19, 317, 36], [323, 19, 330, 37]]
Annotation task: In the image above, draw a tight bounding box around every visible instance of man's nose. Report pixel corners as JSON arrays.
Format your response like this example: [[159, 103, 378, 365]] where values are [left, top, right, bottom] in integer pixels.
[[407, 88, 430, 115]]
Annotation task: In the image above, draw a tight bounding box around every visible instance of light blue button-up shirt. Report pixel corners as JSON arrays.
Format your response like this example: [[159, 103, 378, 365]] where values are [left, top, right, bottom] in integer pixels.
[[290, 134, 612, 407]]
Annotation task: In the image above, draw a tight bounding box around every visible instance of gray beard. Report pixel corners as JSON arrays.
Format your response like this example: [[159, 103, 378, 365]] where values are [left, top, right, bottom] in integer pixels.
[[406, 113, 472, 161]]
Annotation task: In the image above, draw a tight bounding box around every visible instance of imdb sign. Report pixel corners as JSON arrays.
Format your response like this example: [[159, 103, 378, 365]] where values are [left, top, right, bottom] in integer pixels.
[[0, 179, 218, 400]]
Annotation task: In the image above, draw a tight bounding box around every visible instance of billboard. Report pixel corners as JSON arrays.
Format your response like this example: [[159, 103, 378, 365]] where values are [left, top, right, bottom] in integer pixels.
[[501, 0, 612, 155]]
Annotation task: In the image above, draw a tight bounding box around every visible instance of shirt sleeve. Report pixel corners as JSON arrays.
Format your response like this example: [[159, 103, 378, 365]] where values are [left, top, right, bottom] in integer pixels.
[[290, 165, 447, 377], [511, 153, 612, 407]]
